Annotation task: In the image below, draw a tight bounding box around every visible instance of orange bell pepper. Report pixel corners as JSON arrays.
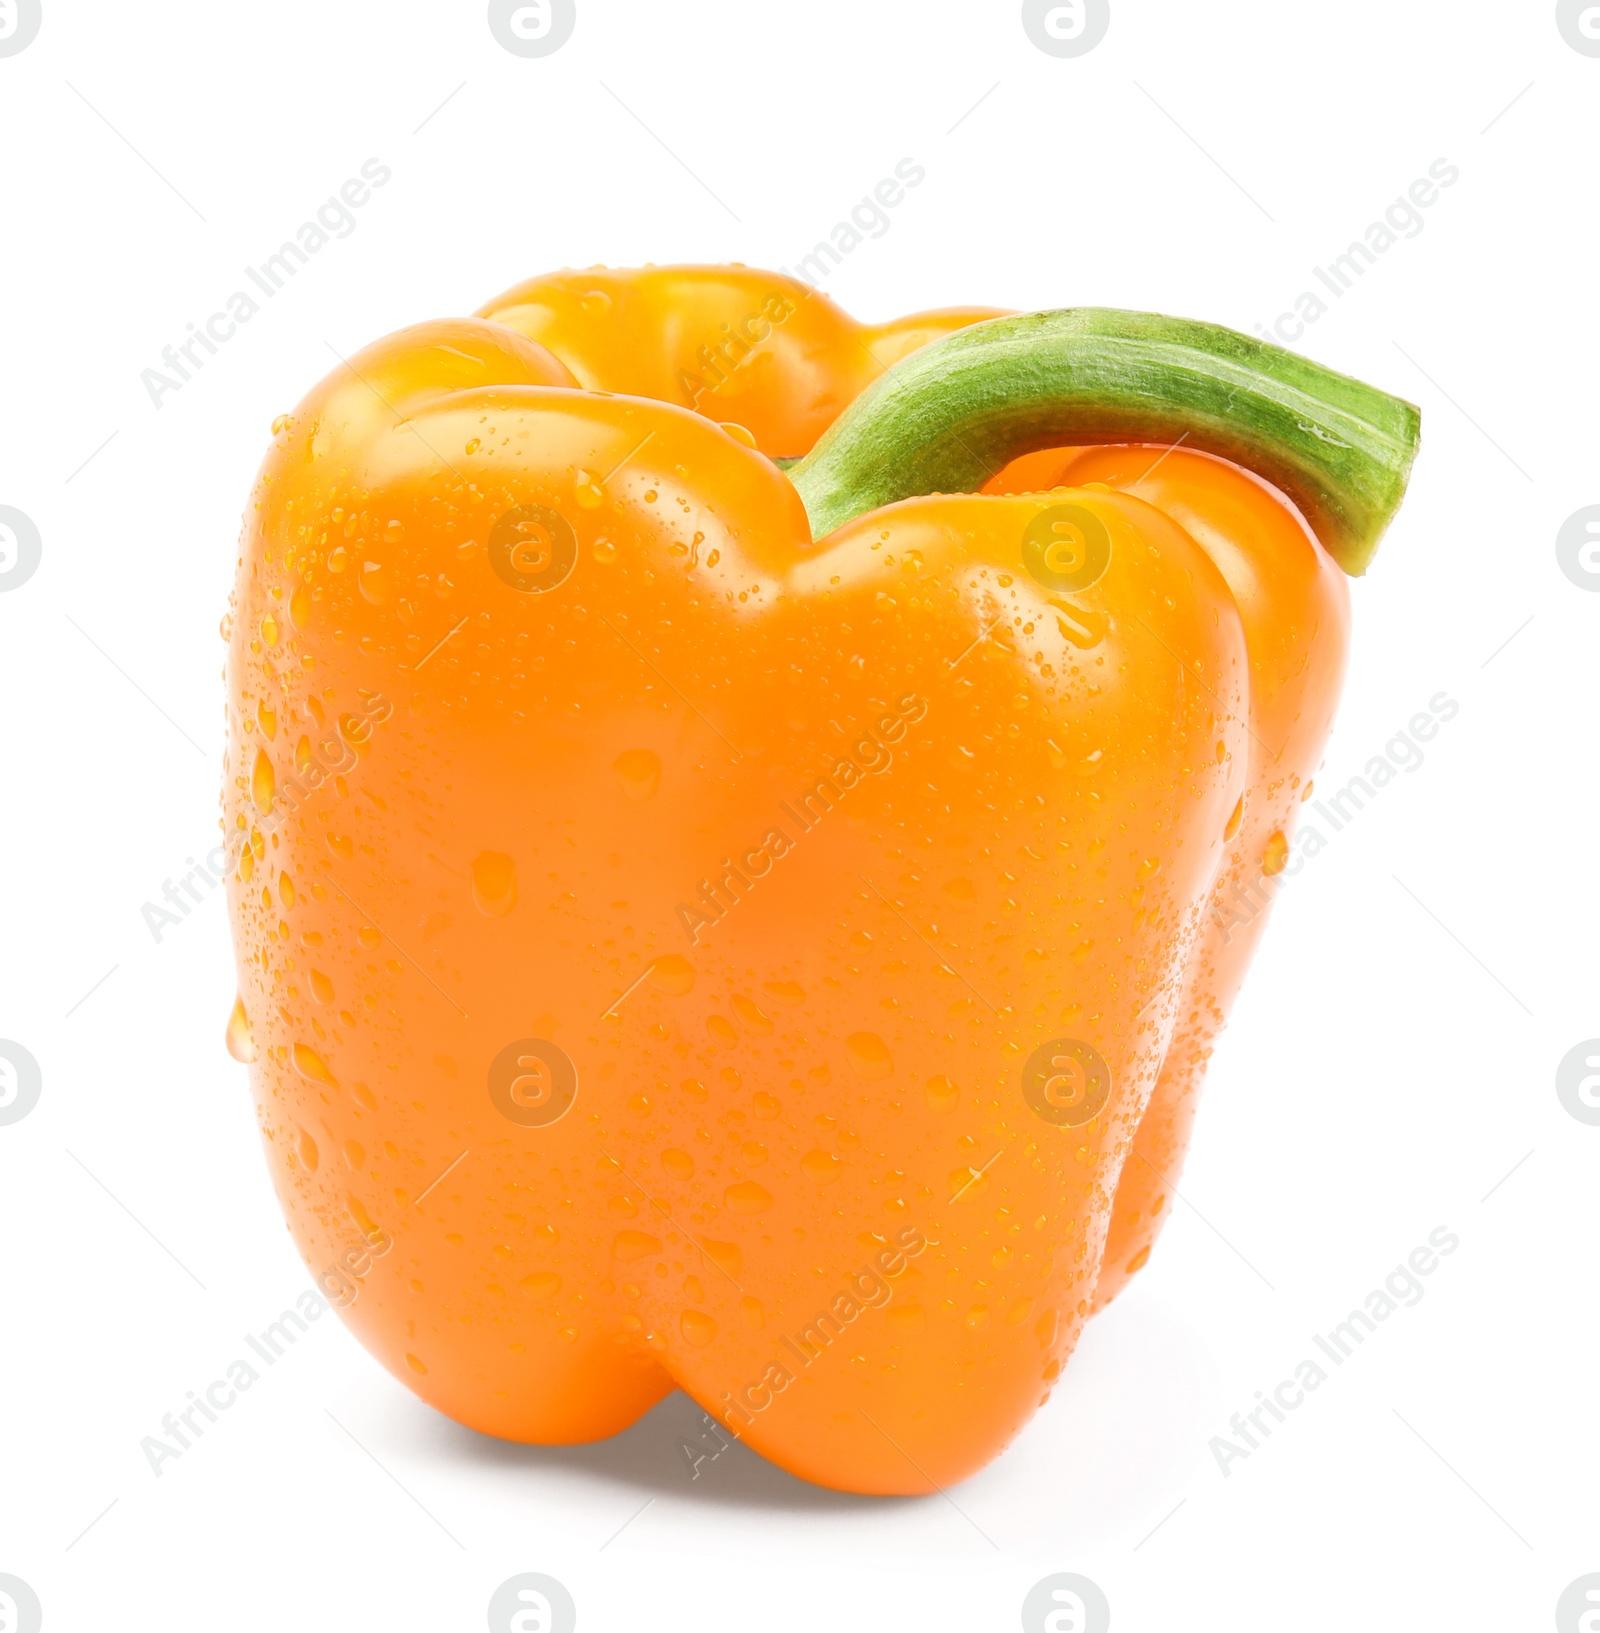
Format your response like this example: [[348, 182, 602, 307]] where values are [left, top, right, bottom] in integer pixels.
[[222, 267, 1418, 1494]]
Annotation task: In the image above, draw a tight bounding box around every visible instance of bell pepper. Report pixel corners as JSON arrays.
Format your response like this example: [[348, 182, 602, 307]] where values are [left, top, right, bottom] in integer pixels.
[[222, 266, 1418, 1495]]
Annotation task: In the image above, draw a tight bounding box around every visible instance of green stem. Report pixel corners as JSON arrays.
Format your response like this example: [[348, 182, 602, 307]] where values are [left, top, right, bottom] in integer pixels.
[[786, 309, 1421, 576]]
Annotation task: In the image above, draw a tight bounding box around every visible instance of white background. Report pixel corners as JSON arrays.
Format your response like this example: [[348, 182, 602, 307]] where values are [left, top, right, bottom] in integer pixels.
[[1, 2, 1596, 1629]]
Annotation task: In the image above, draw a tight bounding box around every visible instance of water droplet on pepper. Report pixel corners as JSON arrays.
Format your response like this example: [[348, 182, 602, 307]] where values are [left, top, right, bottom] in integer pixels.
[[251, 749, 275, 815], [359, 561, 391, 605], [802, 1150, 842, 1183], [846, 1032, 893, 1079], [225, 995, 255, 1062], [613, 749, 661, 800], [613, 1230, 663, 1260], [680, 1309, 717, 1346], [731, 994, 773, 1033], [724, 1180, 772, 1214], [700, 1239, 741, 1277], [293, 1043, 337, 1086], [470, 851, 518, 917], [648, 954, 694, 995]]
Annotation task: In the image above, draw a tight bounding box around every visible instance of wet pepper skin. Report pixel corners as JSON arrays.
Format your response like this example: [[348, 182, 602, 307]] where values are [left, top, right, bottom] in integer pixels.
[[222, 267, 1413, 1494], [983, 446, 1350, 1310], [478, 264, 1006, 459]]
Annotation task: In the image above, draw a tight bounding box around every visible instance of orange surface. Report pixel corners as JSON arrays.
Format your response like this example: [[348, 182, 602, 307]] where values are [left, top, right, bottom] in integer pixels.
[[981, 447, 1350, 1306], [478, 263, 1006, 458], [223, 268, 1338, 1493]]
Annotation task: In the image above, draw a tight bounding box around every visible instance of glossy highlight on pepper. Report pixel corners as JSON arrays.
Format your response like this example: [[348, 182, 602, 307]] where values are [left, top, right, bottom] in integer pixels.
[[222, 265, 1419, 1494]]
